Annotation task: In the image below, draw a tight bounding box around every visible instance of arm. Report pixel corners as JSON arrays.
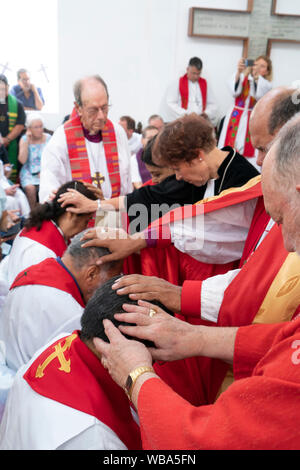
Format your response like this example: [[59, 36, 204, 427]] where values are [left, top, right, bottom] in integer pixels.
[[31, 85, 44, 111], [165, 81, 187, 119], [204, 84, 219, 127], [18, 135, 29, 165], [2, 125, 25, 148], [57, 189, 125, 213]]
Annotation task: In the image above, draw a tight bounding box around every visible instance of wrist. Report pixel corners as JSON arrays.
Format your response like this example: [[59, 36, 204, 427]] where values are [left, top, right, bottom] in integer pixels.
[[124, 365, 155, 401]]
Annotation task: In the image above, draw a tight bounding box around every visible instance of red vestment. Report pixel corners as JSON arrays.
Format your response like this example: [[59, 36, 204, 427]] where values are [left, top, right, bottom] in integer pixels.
[[19, 220, 67, 258], [24, 332, 142, 450], [138, 316, 300, 450], [10, 258, 85, 308]]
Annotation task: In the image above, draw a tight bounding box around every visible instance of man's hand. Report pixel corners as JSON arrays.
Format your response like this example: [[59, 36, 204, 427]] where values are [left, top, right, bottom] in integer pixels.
[[81, 228, 147, 264], [114, 300, 204, 362], [93, 319, 153, 390], [112, 274, 182, 312], [83, 182, 104, 200]]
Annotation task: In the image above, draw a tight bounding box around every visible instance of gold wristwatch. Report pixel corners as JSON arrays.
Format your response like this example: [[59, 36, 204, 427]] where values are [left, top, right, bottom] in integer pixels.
[[125, 366, 155, 401]]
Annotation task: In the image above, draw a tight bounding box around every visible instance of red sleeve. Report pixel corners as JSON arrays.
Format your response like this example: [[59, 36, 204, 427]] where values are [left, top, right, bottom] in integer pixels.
[[180, 280, 202, 317], [138, 369, 300, 450], [233, 321, 289, 380]]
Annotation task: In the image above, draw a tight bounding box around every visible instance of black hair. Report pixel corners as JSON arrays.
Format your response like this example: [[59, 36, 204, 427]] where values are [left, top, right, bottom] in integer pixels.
[[80, 275, 174, 348], [141, 135, 159, 167], [24, 180, 97, 230], [188, 57, 203, 70]]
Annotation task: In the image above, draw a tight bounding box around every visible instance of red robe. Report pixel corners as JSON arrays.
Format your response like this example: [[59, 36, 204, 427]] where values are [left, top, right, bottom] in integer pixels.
[[19, 220, 67, 257], [24, 332, 142, 450], [138, 316, 300, 450]]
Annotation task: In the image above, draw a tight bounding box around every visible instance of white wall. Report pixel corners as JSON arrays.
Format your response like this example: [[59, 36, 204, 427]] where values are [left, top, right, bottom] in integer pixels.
[[42, 0, 300, 132]]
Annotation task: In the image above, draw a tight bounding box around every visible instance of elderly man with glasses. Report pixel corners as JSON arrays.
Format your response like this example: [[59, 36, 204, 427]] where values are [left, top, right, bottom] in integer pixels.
[[39, 75, 132, 208]]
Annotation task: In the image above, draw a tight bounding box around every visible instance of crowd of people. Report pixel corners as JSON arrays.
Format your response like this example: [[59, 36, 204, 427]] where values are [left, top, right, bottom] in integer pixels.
[[0, 53, 300, 450]]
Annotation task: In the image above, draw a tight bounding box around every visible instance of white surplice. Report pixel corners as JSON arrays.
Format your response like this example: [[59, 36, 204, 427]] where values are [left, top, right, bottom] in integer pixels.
[[0, 334, 131, 450], [162, 77, 219, 126], [39, 122, 132, 202], [0, 285, 84, 372]]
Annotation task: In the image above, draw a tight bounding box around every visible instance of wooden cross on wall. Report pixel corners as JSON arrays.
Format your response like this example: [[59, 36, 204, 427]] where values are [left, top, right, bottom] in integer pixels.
[[189, 0, 300, 58]]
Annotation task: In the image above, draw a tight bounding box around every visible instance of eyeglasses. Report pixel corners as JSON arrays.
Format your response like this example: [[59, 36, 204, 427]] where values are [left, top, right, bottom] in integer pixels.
[[82, 104, 112, 117]]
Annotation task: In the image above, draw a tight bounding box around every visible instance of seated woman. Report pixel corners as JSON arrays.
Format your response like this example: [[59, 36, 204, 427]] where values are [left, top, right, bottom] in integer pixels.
[[2, 180, 97, 288], [18, 113, 51, 210], [57, 114, 259, 232]]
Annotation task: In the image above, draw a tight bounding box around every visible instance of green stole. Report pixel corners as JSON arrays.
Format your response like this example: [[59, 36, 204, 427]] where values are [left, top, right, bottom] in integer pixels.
[[7, 94, 18, 182]]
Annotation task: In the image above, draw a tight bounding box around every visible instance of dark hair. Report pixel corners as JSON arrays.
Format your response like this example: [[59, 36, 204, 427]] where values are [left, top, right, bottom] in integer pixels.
[[268, 90, 300, 136], [120, 115, 136, 131], [141, 135, 159, 167], [156, 113, 216, 165], [189, 57, 203, 71], [80, 275, 174, 347], [24, 181, 97, 230], [0, 74, 8, 86]]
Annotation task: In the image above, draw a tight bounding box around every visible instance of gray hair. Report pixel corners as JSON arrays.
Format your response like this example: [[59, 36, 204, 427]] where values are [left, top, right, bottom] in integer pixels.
[[17, 68, 28, 80], [268, 89, 300, 136], [73, 75, 109, 106], [66, 230, 116, 271], [273, 112, 300, 190], [26, 112, 44, 127]]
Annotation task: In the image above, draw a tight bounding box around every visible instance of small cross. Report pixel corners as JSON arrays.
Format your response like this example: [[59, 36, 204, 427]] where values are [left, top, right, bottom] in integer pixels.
[[38, 64, 50, 83], [92, 172, 105, 189], [0, 62, 12, 75]]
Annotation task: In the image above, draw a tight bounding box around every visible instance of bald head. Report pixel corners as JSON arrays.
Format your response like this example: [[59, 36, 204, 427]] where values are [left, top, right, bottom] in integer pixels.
[[74, 75, 109, 135], [250, 87, 292, 167]]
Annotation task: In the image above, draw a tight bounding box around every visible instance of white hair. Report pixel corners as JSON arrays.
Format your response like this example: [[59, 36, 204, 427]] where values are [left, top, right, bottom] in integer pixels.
[[26, 112, 44, 128]]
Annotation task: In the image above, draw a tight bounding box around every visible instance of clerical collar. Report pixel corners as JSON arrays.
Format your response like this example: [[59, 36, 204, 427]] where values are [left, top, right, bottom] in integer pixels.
[[56, 257, 85, 303], [82, 126, 102, 143]]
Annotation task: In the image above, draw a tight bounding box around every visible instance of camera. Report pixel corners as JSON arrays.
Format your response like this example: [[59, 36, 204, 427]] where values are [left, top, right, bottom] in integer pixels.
[[244, 59, 254, 67]]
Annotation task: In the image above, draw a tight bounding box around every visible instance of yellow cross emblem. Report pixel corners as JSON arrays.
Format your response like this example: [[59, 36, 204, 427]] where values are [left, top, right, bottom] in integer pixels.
[[35, 333, 77, 378]]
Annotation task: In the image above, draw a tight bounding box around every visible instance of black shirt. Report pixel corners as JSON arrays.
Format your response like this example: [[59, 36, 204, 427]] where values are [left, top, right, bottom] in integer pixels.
[[0, 96, 26, 138], [126, 147, 259, 232]]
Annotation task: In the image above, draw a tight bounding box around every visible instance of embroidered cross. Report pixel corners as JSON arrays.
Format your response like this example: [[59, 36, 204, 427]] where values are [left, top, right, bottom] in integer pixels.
[[35, 334, 77, 378], [92, 172, 105, 189]]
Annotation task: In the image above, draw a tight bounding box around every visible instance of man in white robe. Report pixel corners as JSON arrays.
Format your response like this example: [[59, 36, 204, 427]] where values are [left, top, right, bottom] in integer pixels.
[[162, 57, 219, 126], [39, 75, 132, 202], [0, 278, 142, 450], [0, 231, 122, 373]]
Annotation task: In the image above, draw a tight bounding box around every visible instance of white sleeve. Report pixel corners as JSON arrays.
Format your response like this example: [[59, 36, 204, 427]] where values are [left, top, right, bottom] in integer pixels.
[[165, 80, 187, 120], [39, 125, 71, 203], [228, 73, 244, 97], [130, 154, 142, 184], [201, 268, 241, 323], [114, 123, 132, 195], [170, 198, 257, 264], [254, 76, 273, 100]]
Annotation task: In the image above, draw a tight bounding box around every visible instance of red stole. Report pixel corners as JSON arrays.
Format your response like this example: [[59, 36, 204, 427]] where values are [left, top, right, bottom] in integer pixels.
[[10, 258, 85, 308], [224, 76, 256, 157], [23, 332, 142, 450], [64, 113, 121, 197], [179, 74, 207, 111], [19, 220, 67, 258]]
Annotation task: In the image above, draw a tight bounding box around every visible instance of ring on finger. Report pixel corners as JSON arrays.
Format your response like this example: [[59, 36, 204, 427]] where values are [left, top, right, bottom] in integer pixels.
[[149, 308, 157, 318]]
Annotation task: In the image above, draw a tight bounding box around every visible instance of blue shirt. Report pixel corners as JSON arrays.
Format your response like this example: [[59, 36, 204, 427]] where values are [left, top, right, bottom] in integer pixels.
[[10, 85, 45, 110]]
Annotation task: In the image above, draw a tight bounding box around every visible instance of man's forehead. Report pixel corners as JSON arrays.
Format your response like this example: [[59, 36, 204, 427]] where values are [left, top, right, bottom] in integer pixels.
[[81, 81, 108, 103]]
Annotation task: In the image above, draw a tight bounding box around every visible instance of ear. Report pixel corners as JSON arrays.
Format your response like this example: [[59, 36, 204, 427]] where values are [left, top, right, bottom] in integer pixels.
[[74, 101, 82, 117], [198, 149, 206, 161], [86, 265, 100, 283]]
